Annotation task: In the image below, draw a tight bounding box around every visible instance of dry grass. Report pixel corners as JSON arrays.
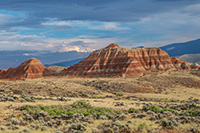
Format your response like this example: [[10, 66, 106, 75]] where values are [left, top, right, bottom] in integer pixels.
[[0, 70, 200, 132], [48, 66, 68, 72]]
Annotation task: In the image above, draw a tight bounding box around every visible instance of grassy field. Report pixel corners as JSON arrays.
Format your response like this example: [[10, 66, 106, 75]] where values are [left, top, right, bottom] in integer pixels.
[[0, 70, 200, 132]]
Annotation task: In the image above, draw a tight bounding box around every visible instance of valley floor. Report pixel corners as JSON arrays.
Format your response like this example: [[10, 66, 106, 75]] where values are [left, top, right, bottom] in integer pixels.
[[0, 70, 200, 132]]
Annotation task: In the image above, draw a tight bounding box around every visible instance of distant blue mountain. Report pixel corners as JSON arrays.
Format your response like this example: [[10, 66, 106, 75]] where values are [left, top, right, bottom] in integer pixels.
[[45, 58, 84, 67], [131, 46, 145, 48], [0, 50, 90, 69], [1, 38, 200, 69], [136, 46, 145, 48], [159, 38, 200, 57]]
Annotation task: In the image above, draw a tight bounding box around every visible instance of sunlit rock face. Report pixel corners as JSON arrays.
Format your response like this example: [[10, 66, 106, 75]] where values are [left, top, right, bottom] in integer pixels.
[[61, 44, 199, 77], [0, 58, 55, 80]]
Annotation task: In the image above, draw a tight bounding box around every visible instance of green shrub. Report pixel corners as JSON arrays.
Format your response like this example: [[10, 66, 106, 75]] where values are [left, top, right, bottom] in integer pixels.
[[116, 93, 123, 96], [160, 119, 178, 129], [145, 106, 176, 113], [138, 123, 148, 131], [72, 101, 91, 109], [128, 108, 136, 113], [154, 99, 162, 102], [18, 101, 121, 118], [146, 106, 161, 113], [185, 110, 200, 116]]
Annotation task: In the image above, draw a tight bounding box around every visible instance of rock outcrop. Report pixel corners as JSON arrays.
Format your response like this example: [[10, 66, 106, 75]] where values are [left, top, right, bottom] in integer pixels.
[[1, 44, 199, 80], [62, 44, 200, 77], [0, 69, 5, 75], [0, 58, 54, 80]]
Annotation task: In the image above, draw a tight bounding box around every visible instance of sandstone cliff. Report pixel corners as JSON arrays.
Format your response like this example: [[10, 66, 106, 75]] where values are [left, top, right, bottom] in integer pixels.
[[62, 44, 199, 77], [0, 58, 54, 80]]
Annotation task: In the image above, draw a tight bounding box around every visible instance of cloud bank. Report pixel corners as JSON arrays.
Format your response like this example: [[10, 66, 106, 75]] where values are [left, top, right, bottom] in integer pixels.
[[0, 0, 200, 52]]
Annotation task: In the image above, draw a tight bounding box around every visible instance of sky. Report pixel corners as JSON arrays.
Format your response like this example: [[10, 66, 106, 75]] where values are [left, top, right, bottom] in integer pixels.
[[0, 0, 200, 52]]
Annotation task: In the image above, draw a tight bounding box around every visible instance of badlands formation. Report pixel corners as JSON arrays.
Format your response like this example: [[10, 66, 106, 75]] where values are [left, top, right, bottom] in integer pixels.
[[62, 44, 199, 77], [0, 58, 54, 80], [0, 44, 199, 80]]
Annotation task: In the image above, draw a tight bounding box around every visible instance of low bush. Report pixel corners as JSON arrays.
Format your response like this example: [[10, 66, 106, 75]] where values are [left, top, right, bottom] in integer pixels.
[[116, 93, 123, 96], [185, 110, 200, 116], [144, 106, 176, 113], [138, 123, 148, 131], [128, 108, 136, 113], [18, 101, 121, 118], [160, 119, 178, 129]]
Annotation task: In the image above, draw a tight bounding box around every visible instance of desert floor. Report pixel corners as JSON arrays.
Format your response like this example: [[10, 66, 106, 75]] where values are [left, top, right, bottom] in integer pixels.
[[0, 70, 200, 132]]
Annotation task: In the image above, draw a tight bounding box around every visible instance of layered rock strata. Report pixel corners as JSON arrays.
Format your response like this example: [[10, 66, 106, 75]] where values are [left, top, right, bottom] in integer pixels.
[[62, 44, 199, 77], [0, 58, 54, 80]]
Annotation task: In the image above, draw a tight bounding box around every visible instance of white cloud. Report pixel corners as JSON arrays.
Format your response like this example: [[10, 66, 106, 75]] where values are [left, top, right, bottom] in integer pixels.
[[42, 20, 69, 26], [23, 53, 30, 56], [42, 20, 89, 27], [1, 2, 200, 51], [59, 46, 94, 52], [0, 14, 11, 24], [89, 22, 129, 31], [42, 20, 130, 31], [0, 30, 116, 52]]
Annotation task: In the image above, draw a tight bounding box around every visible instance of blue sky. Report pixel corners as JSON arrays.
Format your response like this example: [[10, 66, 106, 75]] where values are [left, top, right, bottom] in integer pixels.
[[0, 0, 200, 52]]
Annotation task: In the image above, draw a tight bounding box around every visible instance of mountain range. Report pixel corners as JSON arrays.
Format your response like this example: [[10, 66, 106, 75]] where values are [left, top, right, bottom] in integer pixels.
[[44, 58, 84, 67], [179, 54, 200, 65], [159, 38, 200, 57], [46, 38, 200, 67], [0, 51, 90, 69], [0, 38, 199, 69], [1, 44, 199, 80]]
